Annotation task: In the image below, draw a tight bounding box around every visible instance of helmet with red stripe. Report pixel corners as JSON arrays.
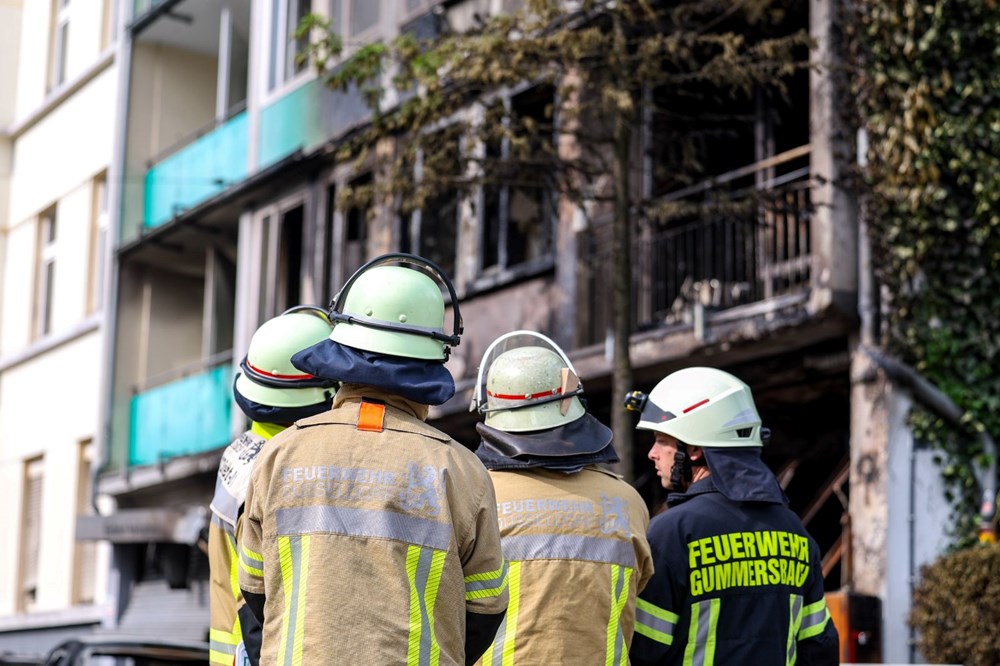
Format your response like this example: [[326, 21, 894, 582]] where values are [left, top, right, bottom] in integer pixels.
[[236, 307, 338, 408], [472, 330, 585, 432], [632, 367, 763, 447]]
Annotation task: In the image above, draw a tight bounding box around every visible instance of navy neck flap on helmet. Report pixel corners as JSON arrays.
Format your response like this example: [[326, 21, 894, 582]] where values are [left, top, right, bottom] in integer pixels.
[[232, 375, 333, 425], [291, 338, 456, 406], [474, 413, 618, 473]]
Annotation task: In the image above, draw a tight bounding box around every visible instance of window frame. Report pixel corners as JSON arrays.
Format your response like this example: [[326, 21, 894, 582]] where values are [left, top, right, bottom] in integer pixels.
[[19, 457, 44, 613], [35, 207, 58, 339], [49, 0, 71, 91], [474, 84, 558, 284], [88, 174, 109, 315]]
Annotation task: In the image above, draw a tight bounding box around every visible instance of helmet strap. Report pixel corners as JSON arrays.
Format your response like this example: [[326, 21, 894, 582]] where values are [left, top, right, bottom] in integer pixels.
[[670, 442, 693, 489]]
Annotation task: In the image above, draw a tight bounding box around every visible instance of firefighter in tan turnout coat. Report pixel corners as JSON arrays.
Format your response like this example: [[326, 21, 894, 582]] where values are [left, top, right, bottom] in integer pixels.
[[470, 331, 654, 665], [239, 254, 508, 665], [208, 308, 338, 664]]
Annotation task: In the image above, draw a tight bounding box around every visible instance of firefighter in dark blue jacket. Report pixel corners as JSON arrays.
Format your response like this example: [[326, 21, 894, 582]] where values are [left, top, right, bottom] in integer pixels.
[[626, 367, 839, 666]]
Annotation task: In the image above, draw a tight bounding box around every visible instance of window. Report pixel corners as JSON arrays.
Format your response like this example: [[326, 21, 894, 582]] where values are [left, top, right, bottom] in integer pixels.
[[19, 457, 44, 612], [276, 205, 304, 313], [322, 183, 338, 304], [326, 0, 382, 43], [35, 207, 58, 338], [268, 0, 312, 92], [405, 136, 460, 278], [343, 173, 371, 280], [89, 175, 109, 314], [481, 86, 555, 275], [348, 0, 379, 36], [49, 0, 71, 90], [74, 441, 97, 605]]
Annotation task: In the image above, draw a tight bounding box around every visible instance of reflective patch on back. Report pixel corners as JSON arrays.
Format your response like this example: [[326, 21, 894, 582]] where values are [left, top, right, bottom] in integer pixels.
[[357, 400, 386, 432]]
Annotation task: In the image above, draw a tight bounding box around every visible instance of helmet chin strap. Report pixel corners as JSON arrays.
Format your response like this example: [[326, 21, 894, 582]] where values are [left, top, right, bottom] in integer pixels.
[[669, 441, 707, 490]]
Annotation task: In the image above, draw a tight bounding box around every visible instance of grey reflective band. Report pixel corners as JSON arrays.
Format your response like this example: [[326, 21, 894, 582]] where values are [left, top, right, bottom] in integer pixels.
[[276, 505, 452, 551], [408, 546, 445, 665], [684, 598, 720, 666], [501, 534, 636, 567], [210, 639, 236, 655], [465, 561, 508, 596], [241, 548, 263, 572], [634, 598, 678, 646], [797, 598, 830, 641], [787, 594, 803, 666]]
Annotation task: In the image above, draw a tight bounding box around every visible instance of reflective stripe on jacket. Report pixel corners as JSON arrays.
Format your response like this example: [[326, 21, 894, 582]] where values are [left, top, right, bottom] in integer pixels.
[[208, 426, 275, 665], [477, 467, 653, 666], [239, 385, 508, 665]]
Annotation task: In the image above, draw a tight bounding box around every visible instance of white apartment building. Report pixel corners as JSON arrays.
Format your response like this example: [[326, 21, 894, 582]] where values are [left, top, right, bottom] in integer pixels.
[[0, 0, 118, 652]]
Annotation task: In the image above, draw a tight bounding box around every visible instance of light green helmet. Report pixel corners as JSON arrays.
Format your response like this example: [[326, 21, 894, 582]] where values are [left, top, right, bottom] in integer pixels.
[[236, 308, 337, 408], [328, 253, 463, 361], [629, 367, 763, 447], [472, 331, 586, 432]]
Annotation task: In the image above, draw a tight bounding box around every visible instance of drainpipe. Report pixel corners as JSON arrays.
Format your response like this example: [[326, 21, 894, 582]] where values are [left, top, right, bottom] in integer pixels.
[[862, 345, 998, 539], [91, 9, 133, 630], [92, 0, 133, 515]]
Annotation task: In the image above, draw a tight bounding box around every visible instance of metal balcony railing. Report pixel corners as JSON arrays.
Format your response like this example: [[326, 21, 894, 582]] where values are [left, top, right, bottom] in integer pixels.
[[578, 146, 814, 346]]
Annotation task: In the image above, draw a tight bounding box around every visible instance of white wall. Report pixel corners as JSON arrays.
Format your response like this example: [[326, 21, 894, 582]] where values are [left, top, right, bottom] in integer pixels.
[[0, 0, 114, 622], [0, 334, 110, 613], [884, 389, 953, 664], [14, 0, 112, 120]]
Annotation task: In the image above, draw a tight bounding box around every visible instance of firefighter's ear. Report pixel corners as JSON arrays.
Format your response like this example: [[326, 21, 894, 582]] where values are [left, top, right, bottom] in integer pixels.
[[687, 445, 705, 462]]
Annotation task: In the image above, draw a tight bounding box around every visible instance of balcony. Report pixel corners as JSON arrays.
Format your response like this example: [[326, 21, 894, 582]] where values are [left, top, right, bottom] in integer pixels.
[[143, 110, 249, 229], [129, 357, 233, 467], [578, 146, 815, 346]]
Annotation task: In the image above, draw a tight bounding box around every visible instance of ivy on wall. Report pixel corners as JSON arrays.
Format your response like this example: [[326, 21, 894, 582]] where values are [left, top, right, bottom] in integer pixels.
[[849, 0, 1000, 545]]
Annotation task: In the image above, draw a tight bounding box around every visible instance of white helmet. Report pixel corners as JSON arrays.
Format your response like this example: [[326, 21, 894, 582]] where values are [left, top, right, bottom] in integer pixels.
[[628, 367, 763, 447], [472, 331, 585, 432]]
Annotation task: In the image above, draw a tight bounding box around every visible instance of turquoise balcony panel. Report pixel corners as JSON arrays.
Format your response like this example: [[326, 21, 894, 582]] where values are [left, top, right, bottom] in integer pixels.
[[258, 78, 369, 170], [129, 364, 233, 467], [144, 111, 249, 229]]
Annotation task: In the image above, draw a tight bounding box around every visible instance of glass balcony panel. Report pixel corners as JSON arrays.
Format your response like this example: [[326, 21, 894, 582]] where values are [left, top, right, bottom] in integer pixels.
[[143, 110, 249, 229], [128, 363, 233, 466]]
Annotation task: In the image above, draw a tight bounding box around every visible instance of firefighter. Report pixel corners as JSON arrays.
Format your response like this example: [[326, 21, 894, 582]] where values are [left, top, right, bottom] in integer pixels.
[[238, 254, 507, 665], [208, 307, 338, 665], [470, 331, 654, 665], [626, 367, 839, 666]]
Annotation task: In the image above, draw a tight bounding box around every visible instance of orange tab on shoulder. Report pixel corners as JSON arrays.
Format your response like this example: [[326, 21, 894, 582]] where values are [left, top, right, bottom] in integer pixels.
[[357, 400, 386, 433]]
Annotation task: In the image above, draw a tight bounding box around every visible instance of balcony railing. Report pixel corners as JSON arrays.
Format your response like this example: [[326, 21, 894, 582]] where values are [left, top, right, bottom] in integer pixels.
[[578, 147, 814, 347], [143, 110, 249, 229], [129, 357, 233, 467]]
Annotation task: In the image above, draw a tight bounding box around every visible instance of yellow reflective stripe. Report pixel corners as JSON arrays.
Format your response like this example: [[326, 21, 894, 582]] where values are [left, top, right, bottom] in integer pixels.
[[605, 564, 633, 666], [637, 598, 680, 623], [481, 560, 521, 666], [465, 560, 508, 600], [798, 599, 830, 640], [683, 598, 720, 666], [226, 532, 241, 599], [501, 561, 521, 666], [277, 537, 293, 666], [787, 594, 804, 665], [209, 629, 237, 665], [276, 537, 309, 666], [208, 648, 235, 666], [406, 545, 446, 666], [241, 545, 264, 578], [292, 536, 310, 666], [251, 421, 284, 440]]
